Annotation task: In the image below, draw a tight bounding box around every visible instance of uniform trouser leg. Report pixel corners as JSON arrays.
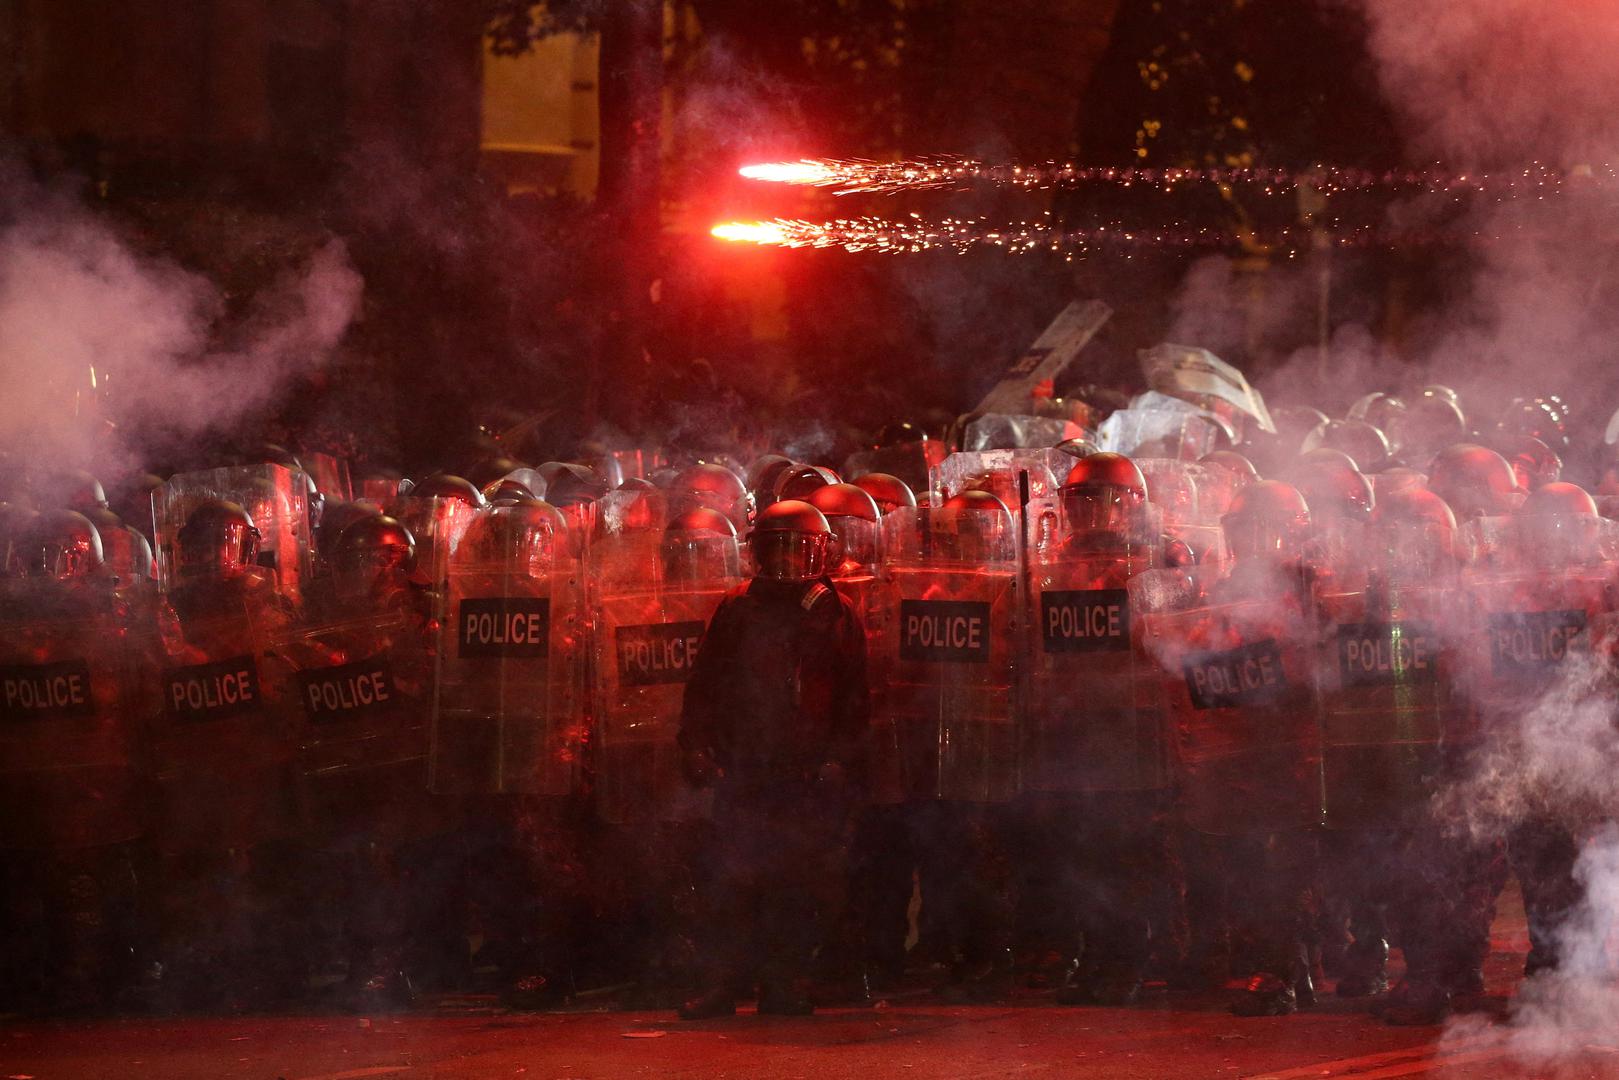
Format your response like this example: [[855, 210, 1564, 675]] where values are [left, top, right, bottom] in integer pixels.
[[1176, 827, 1231, 985], [1226, 831, 1318, 982], [1507, 816, 1581, 976], [5, 846, 140, 1011], [1388, 825, 1505, 991], [703, 785, 844, 996], [1069, 794, 1166, 983], [848, 805, 913, 980], [912, 801, 1011, 972]]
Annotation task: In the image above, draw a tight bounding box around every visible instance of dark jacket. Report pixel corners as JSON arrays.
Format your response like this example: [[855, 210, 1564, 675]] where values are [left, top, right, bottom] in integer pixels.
[[678, 576, 869, 791]]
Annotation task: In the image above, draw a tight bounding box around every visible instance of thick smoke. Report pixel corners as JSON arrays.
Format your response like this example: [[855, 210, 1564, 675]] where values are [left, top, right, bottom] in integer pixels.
[[0, 159, 363, 481], [1343, 0, 1619, 1063], [1352, 0, 1619, 409]]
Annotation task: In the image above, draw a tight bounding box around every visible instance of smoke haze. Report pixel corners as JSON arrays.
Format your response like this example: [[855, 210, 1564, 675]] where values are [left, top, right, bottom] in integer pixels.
[[0, 158, 363, 483], [1342, 0, 1619, 1062]]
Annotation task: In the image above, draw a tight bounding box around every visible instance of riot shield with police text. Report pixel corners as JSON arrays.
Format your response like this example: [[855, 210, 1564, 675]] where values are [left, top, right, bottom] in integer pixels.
[[1313, 579, 1460, 829], [0, 581, 145, 851], [268, 610, 437, 842], [431, 506, 584, 795], [148, 582, 299, 855], [1137, 562, 1324, 836], [875, 505, 1020, 802], [1023, 496, 1168, 794]]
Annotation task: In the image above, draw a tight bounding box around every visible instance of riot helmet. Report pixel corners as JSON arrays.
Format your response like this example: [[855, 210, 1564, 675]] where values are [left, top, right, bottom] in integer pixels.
[[1427, 443, 1521, 520], [749, 500, 832, 584], [1059, 453, 1149, 542], [176, 499, 260, 580], [1222, 481, 1311, 561], [661, 507, 741, 584], [852, 472, 917, 515], [807, 482, 882, 570], [16, 510, 103, 580]]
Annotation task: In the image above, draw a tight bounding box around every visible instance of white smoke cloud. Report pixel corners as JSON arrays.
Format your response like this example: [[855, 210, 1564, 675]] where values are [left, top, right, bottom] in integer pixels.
[[1344, 1, 1619, 1064], [0, 159, 363, 482], [1351, 0, 1619, 414]]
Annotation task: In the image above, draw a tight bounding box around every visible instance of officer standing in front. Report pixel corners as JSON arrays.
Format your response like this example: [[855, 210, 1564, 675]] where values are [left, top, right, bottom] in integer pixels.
[[676, 499, 869, 1019]]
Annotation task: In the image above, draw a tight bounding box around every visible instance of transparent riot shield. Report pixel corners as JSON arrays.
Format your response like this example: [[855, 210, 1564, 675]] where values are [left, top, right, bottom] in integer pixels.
[[930, 449, 1065, 511], [876, 505, 1020, 802], [0, 582, 144, 851], [842, 440, 947, 495], [1137, 563, 1325, 836], [153, 464, 311, 600], [1462, 566, 1613, 726], [1138, 458, 1225, 565], [386, 494, 482, 590], [820, 518, 895, 802], [1023, 496, 1168, 794], [1314, 576, 1460, 829], [431, 506, 584, 795], [590, 529, 740, 824], [149, 585, 298, 855], [267, 610, 436, 841]]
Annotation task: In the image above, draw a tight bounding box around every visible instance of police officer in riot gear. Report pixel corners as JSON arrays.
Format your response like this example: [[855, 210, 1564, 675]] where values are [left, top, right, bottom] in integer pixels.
[[1028, 454, 1179, 1007], [0, 511, 145, 1012], [677, 500, 869, 1019]]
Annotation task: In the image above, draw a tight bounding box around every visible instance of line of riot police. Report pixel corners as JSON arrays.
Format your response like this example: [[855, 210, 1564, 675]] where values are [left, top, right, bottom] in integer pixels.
[[0, 388, 1614, 1026]]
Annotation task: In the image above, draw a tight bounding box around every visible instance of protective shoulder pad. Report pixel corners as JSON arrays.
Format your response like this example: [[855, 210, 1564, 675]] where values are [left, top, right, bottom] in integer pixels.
[[801, 581, 834, 612]]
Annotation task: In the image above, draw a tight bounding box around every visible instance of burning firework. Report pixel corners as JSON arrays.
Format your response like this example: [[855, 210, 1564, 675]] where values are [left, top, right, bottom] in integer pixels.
[[710, 214, 1508, 257], [737, 157, 1610, 197]]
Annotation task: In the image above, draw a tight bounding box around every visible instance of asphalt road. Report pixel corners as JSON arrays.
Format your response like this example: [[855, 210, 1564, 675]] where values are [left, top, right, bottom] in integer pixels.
[[4, 889, 1617, 1079]]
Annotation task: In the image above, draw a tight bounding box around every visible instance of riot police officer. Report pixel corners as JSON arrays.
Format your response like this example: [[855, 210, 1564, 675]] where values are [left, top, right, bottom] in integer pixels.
[[676, 500, 869, 1019]]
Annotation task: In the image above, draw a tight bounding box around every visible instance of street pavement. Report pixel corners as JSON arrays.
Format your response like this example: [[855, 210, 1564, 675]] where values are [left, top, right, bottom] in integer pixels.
[[5, 888, 1617, 1079]]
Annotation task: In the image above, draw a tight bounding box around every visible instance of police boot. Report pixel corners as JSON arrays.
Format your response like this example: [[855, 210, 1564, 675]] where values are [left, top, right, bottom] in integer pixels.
[[677, 985, 737, 1020], [1231, 945, 1312, 1017], [1378, 975, 1451, 1026], [1055, 963, 1143, 1007], [1335, 936, 1390, 998]]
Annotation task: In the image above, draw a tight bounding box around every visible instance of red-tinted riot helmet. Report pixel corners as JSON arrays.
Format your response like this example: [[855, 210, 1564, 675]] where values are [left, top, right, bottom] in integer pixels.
[[1427, 443, 1521, 520], [1497, 397, 1571, 456], [750, 500, 832, 583], [1390, 395, 1468, 466], [1502, 435, 1563, 492], [1514, 481, 1601, 566], [1222, 480, 1311, 560], [1059, 452, 1148, 537], [102, 524, 155, 583], [746, 455, 797, 514], [1288, 449, 1374, 523], [661, 507, 740, 584], [1368, 487, 1457, 577], [852, 472, 916, 515], [1348, 392, 1406, 434], [1304, 419, 1391, 473], [808, 482, 882, 569], [409, 473, 488, 509], [1199, 450, 1260, 482], [672, 463, 752, 531], [465, 456, 529, 490], [16, 510, 103, 580], [336, 514, 417, 580], [63, 471, 108, 512], [177, 499, 260, 580], [774, 464, 840, 504]]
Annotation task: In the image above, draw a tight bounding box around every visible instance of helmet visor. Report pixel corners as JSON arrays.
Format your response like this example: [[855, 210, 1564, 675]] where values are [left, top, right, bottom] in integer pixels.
[[750, 530, 827, 583], [1062, 484, 1146, 538]]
